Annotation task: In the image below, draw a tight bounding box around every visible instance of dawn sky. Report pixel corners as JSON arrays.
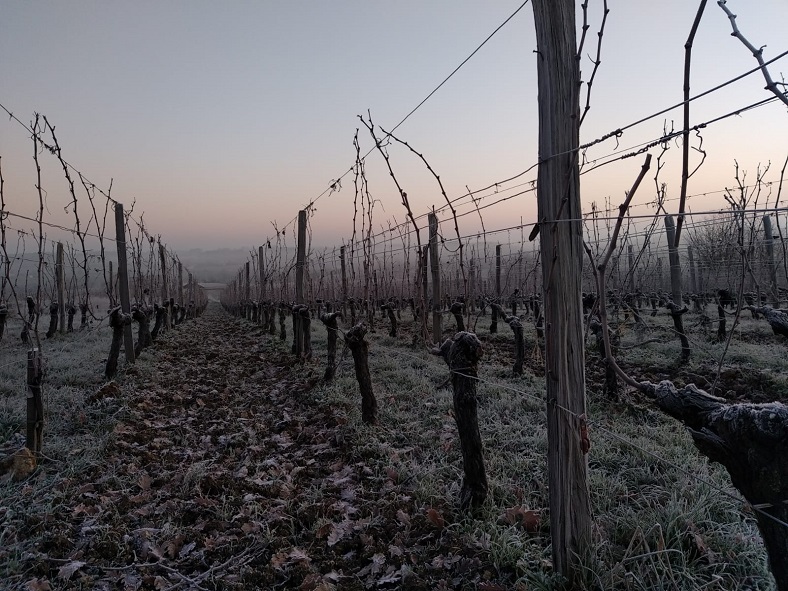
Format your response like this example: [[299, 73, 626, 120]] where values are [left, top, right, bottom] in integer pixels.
[[1, 1, 787, 253]]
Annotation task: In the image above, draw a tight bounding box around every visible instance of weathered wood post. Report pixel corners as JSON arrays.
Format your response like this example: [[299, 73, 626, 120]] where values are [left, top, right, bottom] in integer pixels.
[[664, 215, 690, 362], [340, 245, 348, 316], [258, 245, 266, 324], [188, 272, 195, 319], [429, 212, 442, 343], [299, 304, 312, 360], [627, 243, 635, 294], [244, 260, 250, 320], [56, 241, 65, 333], [115, 203, 135, 364], [532, 0, 591, 582], [294, 210, 307, 355], [0, 303, 7, 340], [490, 244, 502, 333], [178, 259, 184, 316], [158, 242, 169, 329], [320, 311, 342, 382], [432, 332, 487, 509], [422, 244, 429, 334], [688, 245, 699, 294], [344, 323, 378, 424], [764, 215, 779, 306], [108, 260, 115, 305], [26, 348, 43, 458]]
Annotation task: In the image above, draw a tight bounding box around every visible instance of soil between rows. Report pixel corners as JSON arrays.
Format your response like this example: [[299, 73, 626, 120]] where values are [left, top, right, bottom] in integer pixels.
[[4, 303, 509, 590]]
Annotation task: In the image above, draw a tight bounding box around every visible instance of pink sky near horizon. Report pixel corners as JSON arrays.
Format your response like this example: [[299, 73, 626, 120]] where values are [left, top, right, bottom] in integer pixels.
[[1, 1, 787, 257]]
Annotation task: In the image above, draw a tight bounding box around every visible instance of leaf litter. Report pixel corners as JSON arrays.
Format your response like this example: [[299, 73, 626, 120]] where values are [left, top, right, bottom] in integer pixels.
[[1, 304, 514, 590]]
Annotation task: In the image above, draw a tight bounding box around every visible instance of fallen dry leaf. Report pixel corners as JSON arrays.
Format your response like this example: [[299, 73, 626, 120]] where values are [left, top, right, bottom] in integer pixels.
[[499, 506, 540, 532], [426, 508, 445, 529], [25, 578, 52, 591], [57, 560, 85, 581]]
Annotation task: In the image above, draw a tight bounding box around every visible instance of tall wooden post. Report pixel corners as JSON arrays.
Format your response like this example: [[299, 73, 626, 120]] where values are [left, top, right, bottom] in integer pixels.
[[178, 260, 184, 308], [259, 245, 266, 302], [490, 245, 502, 333], [56, 242, 65, 333], [340, 245, 348, 303], [244, 260, 251, 318], [422, 245, 429, 327], [115, 203, 135, 364], [295, 210, 307, 355], [627, 244, 635, 293], [26, 347, 43, 457], [665, 215, 690, 361], [532, 1, 590, 583], [158, 242, 169, 327], [109, 260, 115, 305], [763, 215, 779, 305], [428, 213, 441, 343], [687, 245, 698, 294], [296, 211, 307, 304], [469, 258, 476, 312]]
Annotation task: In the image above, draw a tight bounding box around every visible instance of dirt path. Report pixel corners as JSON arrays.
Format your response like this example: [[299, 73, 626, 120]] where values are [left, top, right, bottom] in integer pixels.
[[5, 303, 494, 590]]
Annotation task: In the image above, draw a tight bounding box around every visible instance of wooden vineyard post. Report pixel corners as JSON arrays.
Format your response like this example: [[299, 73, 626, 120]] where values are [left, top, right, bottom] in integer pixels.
[[109, 260, 115, 305], [432, 332, 487, 509], [532, 0, 591, 583], [259, 245, 266, 308], [422, 244, 429, 316], [429, 212, 442, 343], [340, 245, 348, 315], [188, 272, 195, 318], [490, 245, 501, 333], [0, 303, 7, 341], [26, 348, 43, 458], [298, 304, 312, 360], [764, 215, 779, 305], [664, 215, 690, 362], [178, 260, 184, 316], [159, 242, 169, 329], [627, 244, 635, 294], [293, 210, 307, 356], [56, 241, 65, 333], [115, 203, 135, 364], [319, 311, 342, 381], [469, 258, 476, 316], [244, 260, 250, 319], [688, 245, 699, 294], [344, 323, 378, 424]]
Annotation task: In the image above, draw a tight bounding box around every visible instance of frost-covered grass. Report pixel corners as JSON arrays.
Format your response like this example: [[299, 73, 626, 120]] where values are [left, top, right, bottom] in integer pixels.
[[308, 306, 776, 589], [1, 302, 780, 589]]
